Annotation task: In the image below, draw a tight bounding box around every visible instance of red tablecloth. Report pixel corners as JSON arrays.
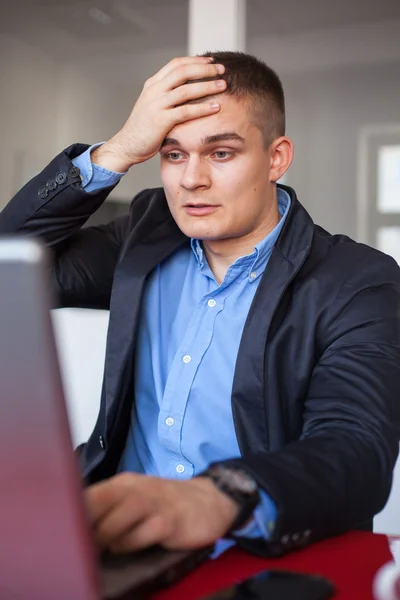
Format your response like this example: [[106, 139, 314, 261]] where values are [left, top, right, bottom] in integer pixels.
[[152, 531, 394, 600]]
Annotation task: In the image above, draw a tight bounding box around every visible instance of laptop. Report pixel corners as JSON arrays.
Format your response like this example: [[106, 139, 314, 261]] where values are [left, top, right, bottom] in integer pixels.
[[0, 237, 212, 600]]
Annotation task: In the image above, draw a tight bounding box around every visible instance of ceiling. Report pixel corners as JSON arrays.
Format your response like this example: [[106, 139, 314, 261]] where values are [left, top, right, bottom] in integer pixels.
[[1, 0, 400, 61]]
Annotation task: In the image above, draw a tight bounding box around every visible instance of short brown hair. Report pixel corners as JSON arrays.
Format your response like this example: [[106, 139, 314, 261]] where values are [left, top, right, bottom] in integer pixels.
[[197, 51, 285, 148]]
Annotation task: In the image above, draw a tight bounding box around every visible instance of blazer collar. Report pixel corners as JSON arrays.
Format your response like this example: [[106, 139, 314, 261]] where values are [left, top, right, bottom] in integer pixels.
[[104, 185, 315, 443], [129, 184, 315, 274]]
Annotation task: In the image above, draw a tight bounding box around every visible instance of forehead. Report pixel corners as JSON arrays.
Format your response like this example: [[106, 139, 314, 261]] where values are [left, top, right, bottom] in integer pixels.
[[166, 95, 261, 146]]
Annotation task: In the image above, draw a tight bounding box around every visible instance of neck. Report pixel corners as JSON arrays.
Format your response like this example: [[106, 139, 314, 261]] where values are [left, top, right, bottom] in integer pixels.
[[203, 194, 280, 284]]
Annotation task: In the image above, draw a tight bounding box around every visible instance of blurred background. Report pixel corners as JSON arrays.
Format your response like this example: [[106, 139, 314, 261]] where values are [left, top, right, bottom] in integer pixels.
[[0, 0, 399, 533]]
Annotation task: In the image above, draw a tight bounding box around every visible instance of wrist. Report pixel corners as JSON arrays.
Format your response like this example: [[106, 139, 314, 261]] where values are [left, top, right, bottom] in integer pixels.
[[189, 477, 240, 532], [91, 140, 135, 173], [197, 464, 260, 534]]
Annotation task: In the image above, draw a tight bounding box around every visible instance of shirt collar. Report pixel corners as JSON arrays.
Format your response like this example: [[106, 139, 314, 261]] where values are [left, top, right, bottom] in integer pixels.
[[191, 188, 291, 281], [191, 238, 205, 268]]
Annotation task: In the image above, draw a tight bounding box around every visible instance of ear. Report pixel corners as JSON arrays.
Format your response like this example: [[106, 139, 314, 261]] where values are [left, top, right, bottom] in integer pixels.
[[268, 137, 294, 183]]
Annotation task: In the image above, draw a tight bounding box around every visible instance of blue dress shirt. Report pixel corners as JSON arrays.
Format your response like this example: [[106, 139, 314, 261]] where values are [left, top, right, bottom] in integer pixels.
[[73, 145, 291, 556]]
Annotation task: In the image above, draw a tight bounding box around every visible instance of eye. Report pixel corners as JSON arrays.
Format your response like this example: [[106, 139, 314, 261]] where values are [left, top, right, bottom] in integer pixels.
[[166, 152, 184, 161], [213, 151, 232, 160]]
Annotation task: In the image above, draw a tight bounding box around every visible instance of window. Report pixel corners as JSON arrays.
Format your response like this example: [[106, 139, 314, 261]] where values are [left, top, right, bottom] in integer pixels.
[[357, 126, 400, 264], [377, 145, 400, 214]]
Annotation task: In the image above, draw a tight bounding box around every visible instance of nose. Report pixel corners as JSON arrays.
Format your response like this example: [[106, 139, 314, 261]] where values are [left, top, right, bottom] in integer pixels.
[[180, 156, 211, 191]]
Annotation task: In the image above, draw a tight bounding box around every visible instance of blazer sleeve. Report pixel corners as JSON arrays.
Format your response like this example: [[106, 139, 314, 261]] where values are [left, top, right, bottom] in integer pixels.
[[0, 144, 129, 309], [224, 252, 400, 557]]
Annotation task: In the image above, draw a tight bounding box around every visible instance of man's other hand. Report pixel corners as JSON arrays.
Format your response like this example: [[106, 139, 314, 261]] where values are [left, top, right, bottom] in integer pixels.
[[91, 56, 227, 173], [84, 472, 239, 553]]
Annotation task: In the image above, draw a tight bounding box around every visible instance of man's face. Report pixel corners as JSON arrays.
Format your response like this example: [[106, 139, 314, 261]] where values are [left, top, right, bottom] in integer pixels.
[[160, 95, 275, 243]]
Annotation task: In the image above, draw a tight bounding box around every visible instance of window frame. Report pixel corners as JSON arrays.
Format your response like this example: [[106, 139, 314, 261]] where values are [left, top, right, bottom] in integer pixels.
[[357, 124, 400, 249]]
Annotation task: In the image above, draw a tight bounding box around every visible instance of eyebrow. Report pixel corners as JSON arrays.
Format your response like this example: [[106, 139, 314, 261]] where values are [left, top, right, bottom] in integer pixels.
[[161, 132, 245, 148]]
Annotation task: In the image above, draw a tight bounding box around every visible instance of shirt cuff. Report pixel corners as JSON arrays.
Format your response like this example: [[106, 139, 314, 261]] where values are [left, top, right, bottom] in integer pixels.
[[210, 490, 277, 559], [232, 489, 277, 540], [71, 142, 127, 192]]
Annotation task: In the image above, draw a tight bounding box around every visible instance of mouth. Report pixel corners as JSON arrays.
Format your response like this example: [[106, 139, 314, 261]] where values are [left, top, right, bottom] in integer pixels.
[[183, 203, 220, 216]]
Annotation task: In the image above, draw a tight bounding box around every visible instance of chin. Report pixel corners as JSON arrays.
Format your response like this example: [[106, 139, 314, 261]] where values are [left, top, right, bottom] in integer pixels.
[[178, 224, 223, 241], [174, 217, 221, 240]]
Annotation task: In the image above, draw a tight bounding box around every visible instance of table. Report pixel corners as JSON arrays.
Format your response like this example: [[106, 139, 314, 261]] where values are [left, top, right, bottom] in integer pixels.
[[152, 531, 395, 600]]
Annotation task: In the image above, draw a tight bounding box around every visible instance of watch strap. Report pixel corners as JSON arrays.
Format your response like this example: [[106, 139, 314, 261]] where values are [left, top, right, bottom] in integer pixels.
[[198, 463, 260, 533]]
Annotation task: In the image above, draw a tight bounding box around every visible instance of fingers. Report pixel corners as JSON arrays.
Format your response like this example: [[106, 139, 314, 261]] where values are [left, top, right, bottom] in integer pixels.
[[171, 101, 222, 124], [108, 56, 225, 167], [84, 480, 119, 526], [85, 474, 166, 552], [84, 473, 142, 526], [168, 79, 227, 107], [147, 55, 213, 85], [161, 61, 225, 93], [94, 496, 149, 550], [86, 476, 232, 554], [109, 514, 172, 554]]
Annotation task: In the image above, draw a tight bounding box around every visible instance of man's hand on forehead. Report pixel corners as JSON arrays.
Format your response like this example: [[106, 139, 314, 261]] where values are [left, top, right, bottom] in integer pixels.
[[90, 56, 227, 173]]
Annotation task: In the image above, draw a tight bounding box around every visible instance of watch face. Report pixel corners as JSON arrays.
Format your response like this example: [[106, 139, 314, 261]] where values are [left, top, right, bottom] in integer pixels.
[[215, 466, 258, 495]]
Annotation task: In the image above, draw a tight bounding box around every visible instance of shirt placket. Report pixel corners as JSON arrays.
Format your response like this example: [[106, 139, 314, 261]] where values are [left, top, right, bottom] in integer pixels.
[[158, 292, 223, 478]]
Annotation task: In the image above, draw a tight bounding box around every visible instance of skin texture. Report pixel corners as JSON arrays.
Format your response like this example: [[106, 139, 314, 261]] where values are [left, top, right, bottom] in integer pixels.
[[91, 56, 228, 171], [159, 94, 293, 282], [86, 56, 294, 553], [85, 474, 238, 553]]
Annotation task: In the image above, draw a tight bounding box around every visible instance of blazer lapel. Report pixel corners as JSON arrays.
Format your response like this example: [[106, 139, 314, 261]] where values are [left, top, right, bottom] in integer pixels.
[[101, 185, 316, 459], [103, 212, 187, 431], [232, 190, 315, 456]]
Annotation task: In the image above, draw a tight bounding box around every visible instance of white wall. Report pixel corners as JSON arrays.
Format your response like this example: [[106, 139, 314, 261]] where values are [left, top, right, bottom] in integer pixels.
[[51, 309, 109, 448], [0, 41, 184, 208], [0, 35, 61, 208], [55, 47, 184, 202], [282, 62, 400, 239]]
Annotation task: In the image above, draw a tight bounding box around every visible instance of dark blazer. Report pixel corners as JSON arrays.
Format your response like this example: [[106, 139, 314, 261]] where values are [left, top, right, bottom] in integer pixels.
[[2, 144, 400, 557]]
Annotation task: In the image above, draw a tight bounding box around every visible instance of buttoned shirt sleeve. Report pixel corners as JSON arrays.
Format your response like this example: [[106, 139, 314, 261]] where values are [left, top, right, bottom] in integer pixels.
[[233, 490, 277, 539], [72, 143, 127, 192], [211, 490, 277, 558]]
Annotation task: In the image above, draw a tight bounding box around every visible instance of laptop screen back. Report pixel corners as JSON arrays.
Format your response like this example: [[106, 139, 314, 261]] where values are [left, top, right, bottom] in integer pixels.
[[0, 238, 99, 600]]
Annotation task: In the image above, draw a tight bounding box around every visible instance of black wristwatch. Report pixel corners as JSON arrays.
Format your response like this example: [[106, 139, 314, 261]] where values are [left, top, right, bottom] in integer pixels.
[[199, 463, 260, 533]]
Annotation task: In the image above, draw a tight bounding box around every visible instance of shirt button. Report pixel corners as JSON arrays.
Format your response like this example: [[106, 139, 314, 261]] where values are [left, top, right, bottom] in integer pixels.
[[166, 417, 174, 427], [207, 299, 216, 308], [182, 355, 191, 363], [176, 464, 185, 474], [250, 271, 257, 280]]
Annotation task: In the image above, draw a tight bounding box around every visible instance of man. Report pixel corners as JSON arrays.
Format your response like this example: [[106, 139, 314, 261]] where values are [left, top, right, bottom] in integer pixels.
[[1, 51, 400, 559]]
